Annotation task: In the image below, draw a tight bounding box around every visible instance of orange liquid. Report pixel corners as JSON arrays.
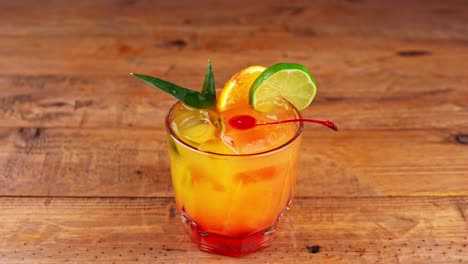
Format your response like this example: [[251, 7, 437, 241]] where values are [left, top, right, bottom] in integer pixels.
[[166, 101, 302, 256]]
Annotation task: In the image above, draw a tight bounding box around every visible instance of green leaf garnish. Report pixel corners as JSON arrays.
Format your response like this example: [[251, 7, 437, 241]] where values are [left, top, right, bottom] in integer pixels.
[[131, 61, 216, 109], [201, 60, 216, 103]]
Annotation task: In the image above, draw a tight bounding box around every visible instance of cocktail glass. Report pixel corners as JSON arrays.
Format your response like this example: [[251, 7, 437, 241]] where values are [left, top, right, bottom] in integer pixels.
[[165, 101, 303, 257]]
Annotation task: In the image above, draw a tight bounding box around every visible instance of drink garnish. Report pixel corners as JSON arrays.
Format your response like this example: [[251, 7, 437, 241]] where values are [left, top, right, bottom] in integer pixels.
[[217, 66, 266, 112], [228, 115, 338, 131], [228, 115, 257, 130], [249, 63, 317, 112], [131, 61, 216, 109], [132, 61, 337, 134]]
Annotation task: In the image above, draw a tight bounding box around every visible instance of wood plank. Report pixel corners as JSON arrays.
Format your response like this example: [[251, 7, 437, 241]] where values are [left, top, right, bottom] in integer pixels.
[[0, 196, 466, 263], [1, 1, 467, 131], [1, 33, 468, 77], [1, 0, 467, 40], [0, 40, 467, 130], [0, 1, 466, 263], [1, 128, 467, 197]]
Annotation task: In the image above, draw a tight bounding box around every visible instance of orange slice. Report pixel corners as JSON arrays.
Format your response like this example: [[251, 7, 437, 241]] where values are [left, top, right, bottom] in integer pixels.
[[217, 66, 266, 112]]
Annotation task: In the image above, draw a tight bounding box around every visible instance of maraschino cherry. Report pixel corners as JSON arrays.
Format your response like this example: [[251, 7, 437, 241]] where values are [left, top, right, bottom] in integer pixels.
[[228, 115, 338, 131]]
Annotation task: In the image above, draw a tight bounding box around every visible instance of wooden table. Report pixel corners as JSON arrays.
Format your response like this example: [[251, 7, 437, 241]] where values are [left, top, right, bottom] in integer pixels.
[[1, 0, 467, 263]]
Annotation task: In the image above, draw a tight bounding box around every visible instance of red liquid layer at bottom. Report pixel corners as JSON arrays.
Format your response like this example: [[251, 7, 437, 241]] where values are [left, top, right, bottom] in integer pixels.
[[180, 203, 291, 257]]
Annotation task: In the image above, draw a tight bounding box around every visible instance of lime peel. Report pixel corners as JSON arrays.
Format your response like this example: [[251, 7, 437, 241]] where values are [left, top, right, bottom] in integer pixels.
[[249, 63, 317, 112]]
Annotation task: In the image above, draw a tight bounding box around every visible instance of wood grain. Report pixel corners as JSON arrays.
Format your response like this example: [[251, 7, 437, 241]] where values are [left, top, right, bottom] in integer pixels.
[[0, 0, 467, 262], [0, 197, 466, 264], [0, 2, 468, 131], [0, 68, 468, 130], [1, 128, 466, 197], [1, 0, 468, 39]]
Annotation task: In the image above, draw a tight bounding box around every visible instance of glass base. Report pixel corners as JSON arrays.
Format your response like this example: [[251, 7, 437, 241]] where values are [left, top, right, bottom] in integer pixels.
[[180, 202, 291, 257]]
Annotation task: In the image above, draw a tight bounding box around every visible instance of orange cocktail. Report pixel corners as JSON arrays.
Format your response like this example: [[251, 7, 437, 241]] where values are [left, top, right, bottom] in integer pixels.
[[132, 62, 336, 256], [166, 100, 302, 256]]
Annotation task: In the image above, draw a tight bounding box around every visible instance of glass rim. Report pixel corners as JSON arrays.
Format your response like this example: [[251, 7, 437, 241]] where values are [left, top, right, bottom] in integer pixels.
[[165, 101, 304, 157]]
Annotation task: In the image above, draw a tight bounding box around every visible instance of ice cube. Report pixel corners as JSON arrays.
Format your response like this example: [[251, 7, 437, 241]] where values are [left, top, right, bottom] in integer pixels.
[[170, 104, 222, 147], [218, 104, 299, 154], [198, 138, 238, 154]]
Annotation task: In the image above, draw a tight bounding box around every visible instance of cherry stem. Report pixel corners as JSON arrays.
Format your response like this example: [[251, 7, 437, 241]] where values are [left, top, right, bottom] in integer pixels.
[[258, 119, 338, 131], [228, 115, 338, 131]]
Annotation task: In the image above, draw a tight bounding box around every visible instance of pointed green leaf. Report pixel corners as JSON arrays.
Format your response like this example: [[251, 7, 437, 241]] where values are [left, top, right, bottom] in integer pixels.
[[201, 60, 216, 102], [131, 73, 214, 109]]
